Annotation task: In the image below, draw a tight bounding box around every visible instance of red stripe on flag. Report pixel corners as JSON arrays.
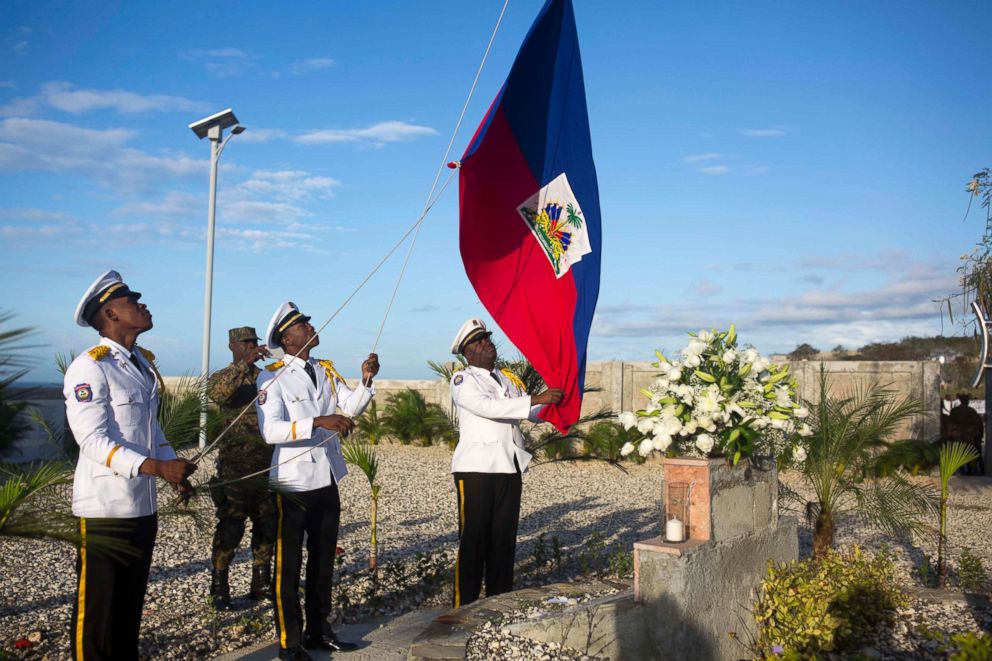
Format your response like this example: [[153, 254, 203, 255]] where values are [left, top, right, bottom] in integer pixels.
[[459, 108, 581, 432]]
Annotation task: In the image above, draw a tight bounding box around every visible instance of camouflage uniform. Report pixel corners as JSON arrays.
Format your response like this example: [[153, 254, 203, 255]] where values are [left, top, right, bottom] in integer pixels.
[[207, 329, 275, 605]]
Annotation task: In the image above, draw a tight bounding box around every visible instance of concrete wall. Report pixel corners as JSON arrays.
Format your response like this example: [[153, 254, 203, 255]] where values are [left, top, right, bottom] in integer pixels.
[[7, 360, 941, 463]]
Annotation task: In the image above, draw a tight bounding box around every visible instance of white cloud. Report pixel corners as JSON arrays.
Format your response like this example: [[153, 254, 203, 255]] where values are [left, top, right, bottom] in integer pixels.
[[237, 169, 340, 201], [41, 81, 207, 114], [0, 80, 15, 89], [741, 127, 789, 137], [682, 153, 731, 163], [290, 57, 335, 74], [234, 128, 287, 143], [113, 191, 201, 217], [699, 165, 729, 175], [591, 253, 954, 353], [179, 47, 254, 77], [222, 200, 311, 224], [1, 81, 208, 117], [0, 117, 203, 189], [179, 48, 248, 60], [12, 41, 28, 55], [296, 120, 438, 146], [686, 278, 723, 296]]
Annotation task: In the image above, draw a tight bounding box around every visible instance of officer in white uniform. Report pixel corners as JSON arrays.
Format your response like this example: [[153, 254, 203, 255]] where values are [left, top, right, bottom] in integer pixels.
[[449, 319, 563, 607], [255, 301, 379, 661], [63, 270, 196, 661]]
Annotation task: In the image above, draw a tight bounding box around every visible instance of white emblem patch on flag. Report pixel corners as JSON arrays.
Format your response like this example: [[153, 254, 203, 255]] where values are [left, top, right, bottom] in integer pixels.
[[516, 173, 592, 278]]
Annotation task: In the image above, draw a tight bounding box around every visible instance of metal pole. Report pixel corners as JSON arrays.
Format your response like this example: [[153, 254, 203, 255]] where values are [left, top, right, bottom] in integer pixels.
[[198, 126, 222, 449]]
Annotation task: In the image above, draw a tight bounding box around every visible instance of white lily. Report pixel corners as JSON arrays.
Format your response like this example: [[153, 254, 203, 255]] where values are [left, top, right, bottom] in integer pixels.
[[638, 439, 654, 457], [620, 442, 635, 457], [637, 417, 656, 434], [794, 446, 807, 462], [652, 434, 672, 451], [618, 411, 637, 430], [695, 433, 715, 453]]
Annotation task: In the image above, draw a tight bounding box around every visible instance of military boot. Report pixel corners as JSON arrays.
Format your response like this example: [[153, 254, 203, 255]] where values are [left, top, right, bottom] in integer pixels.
[[248, 562, 273, 601], [210, 567, 233, 610]]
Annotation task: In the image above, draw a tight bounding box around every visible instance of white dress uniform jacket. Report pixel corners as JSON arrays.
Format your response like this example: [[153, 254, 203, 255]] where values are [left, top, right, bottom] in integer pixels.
[[256, 356, 374, 492], [450, 366, 545, 474], [63, 337, 177, 518]]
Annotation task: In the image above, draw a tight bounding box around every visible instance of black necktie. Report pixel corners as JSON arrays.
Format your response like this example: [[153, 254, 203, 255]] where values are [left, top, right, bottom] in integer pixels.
[[129, 353, 147, 379], [490, 371, 503, 387], [304, 362, 318, 388]]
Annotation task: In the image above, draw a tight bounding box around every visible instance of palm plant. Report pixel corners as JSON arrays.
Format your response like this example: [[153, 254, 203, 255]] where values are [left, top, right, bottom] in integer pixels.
[[381, 389, 450, 446], [0, 311, 39, 458], [341, 440, 381, 571], [936, 442, 980, 587], [582, 421, 641, 462], [354, 400, 385, 445], [427, 356, 467, 381], [523, 409, 617, 464], [792, 367, 937, 558]]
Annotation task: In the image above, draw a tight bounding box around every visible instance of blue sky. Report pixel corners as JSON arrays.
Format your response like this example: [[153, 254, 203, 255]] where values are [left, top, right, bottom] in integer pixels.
[[2, 0, 990, 382]]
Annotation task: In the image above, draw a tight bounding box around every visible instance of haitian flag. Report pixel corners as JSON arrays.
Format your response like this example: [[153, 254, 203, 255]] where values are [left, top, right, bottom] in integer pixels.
[[458, 0, 601, 433]]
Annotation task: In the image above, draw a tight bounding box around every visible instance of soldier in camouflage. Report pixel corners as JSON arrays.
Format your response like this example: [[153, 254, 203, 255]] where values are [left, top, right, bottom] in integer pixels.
[[207, 326, 276, 610]]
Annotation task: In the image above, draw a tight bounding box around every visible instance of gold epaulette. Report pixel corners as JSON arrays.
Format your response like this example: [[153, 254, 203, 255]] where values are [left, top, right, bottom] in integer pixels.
[[317, 359, 344, 396], [87, 345, 110, 361], [137, 347, 156, 362], [265, 360, 285, 372], [500, 369, 526, 393]]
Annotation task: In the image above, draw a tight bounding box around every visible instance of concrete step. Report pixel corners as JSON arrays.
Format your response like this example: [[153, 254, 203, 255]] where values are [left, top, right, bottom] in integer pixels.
[[214, 608, 446, 661]]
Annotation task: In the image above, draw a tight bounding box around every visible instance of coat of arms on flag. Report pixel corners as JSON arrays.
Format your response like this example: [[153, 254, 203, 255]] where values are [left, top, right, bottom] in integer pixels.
[[517, 173, 591, 278]]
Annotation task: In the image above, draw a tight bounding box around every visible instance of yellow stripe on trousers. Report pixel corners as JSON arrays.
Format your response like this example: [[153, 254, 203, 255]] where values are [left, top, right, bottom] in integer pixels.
[[76, 518, 87, 661], [275, 494, 287, 649], [454, 479, 465, 608]]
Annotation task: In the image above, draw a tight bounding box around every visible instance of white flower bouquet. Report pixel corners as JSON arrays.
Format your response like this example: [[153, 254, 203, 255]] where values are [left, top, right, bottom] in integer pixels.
[[618, 325, 810, 465]]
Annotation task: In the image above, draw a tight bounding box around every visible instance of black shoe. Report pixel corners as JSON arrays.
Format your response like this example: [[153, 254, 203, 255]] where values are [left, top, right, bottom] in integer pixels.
[[278, 646, 313, 661], [304, 633, 359, 652], [209, 567, 232, 610], [247, 562, 273, 601]]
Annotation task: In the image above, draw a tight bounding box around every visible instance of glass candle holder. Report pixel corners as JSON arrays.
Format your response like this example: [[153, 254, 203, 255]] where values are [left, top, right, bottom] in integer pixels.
[[664, 480, 690, 542]]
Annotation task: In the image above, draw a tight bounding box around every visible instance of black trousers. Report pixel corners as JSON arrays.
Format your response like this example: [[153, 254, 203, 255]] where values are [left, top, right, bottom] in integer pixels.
[[71, 514, 157, 661], [273, 484, 340, 649], [453, 470, 522, 607]]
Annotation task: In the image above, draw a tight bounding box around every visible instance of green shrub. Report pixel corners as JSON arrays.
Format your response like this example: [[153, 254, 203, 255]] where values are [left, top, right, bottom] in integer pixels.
[[920, 627, 992, 661], [753, 546, 906, 656], [957, 547, 988, 593], [380, 389, 453, 446]]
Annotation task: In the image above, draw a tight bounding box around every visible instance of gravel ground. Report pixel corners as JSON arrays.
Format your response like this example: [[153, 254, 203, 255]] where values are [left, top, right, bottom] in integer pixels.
[[0, 445, 659, 659], [2, 447, 990, 660]]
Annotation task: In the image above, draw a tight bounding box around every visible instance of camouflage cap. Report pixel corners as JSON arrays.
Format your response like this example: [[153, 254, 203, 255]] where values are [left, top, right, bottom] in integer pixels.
[[228, 326, 261, 342]]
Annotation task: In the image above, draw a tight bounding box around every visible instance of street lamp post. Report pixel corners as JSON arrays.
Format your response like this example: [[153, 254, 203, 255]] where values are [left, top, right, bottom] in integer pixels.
[[189, 109, 245, 449]]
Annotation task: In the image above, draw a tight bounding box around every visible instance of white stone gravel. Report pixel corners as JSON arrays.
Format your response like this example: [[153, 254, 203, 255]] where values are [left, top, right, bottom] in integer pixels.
[[2, 448, 990, 660]]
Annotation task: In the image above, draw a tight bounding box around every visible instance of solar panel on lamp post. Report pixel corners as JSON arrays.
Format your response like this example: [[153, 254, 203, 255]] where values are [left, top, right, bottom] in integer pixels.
[[189, 108, 245, 449]]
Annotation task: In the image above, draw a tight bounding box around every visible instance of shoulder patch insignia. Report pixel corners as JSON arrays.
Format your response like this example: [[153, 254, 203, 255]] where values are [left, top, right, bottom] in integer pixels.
[[87, 346, 110, 361], [265, 360, 285, 372], [453, 374, 464, 386], [74, 383, 93, 402], [258, 389, 267, 405]]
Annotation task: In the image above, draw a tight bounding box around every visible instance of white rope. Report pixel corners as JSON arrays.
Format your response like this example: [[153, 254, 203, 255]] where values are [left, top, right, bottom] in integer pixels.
[[370, 0, 511, 353]]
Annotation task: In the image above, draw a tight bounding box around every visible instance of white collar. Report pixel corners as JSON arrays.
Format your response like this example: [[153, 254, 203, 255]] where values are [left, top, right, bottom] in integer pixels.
[[100, 336, 133, 360], [283, 354, 312, 368]]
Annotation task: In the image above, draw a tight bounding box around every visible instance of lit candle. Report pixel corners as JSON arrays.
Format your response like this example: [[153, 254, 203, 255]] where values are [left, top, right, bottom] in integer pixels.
[[666, 517, 685, 542]]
